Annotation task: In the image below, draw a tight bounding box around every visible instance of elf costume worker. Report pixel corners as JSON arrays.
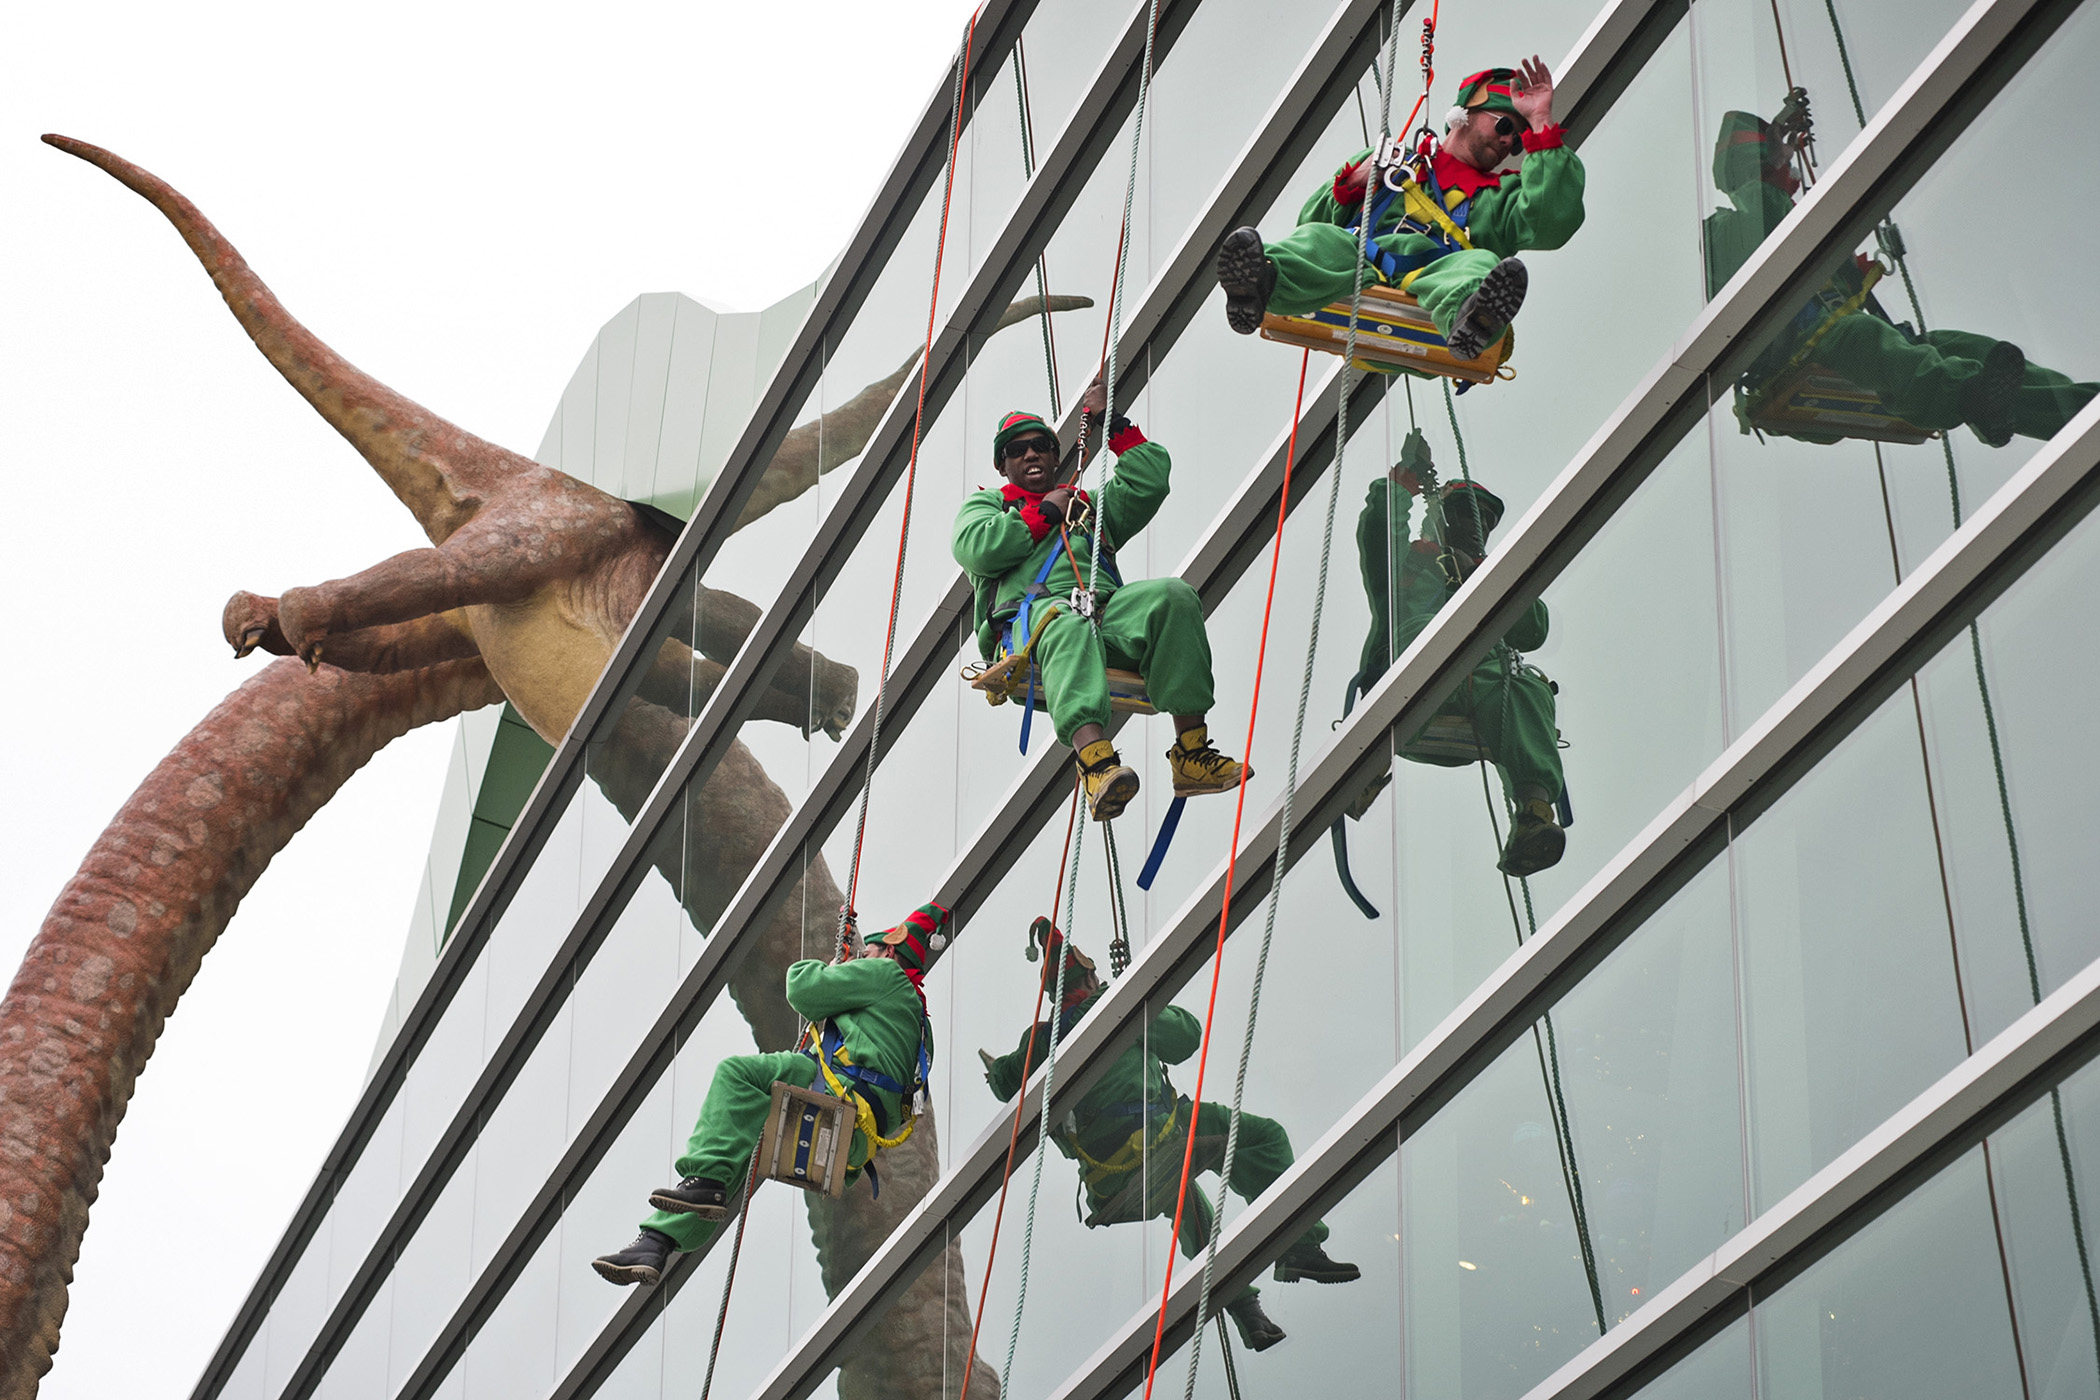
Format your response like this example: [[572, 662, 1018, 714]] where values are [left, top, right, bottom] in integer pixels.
[[979, 922, 1359, 1353], [952, 377, 1249, 821], [1216, 58, 1586, 361], [1705, 97, 2095, 445], [1353, 432, 1565, 876], [591, 902, 950, 1287]]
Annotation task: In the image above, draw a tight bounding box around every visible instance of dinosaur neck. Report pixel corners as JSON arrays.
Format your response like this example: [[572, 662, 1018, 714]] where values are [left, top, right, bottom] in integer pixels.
[[0, 657, 502, 1396], [44, 135, 528, 546]]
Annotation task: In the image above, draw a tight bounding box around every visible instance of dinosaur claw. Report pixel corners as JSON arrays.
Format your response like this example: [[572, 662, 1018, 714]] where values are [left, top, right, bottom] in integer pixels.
[[302, 644, 323, 673], [233, 625, 267, 659]]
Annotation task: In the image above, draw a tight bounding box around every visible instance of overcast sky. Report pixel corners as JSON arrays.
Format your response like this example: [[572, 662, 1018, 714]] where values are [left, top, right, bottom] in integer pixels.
[[0, 1, 977, 1391]]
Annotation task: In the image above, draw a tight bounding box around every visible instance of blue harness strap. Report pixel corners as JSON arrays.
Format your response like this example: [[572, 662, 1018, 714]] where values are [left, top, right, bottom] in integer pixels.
[[1350, 167, 1472, 286], [1134, 794, 1187, 890], [806, 1013, 934, 1199], [1001, 521, 1121, 754]]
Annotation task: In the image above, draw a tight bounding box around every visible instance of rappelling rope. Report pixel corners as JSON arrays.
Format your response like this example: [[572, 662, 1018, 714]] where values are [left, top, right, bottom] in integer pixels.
[[994, 6, 1162, 1383], [956, 781, 1083, 1400], [1144, 10, 1416, 1393], [1438, 378, 1607, 1331], [1013, 34, 1064, 417], [1810, 3, 2099, 1380], [839, 8, 981, 952], [696, 1138, 767, 1400]]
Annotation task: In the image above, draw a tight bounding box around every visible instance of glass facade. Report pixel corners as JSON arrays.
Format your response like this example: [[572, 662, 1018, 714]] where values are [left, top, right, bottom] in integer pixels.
[[188, 2, 2100, 1400]]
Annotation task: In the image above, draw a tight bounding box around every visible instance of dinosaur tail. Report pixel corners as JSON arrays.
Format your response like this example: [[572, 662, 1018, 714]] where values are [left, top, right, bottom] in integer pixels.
[[42, 135, 534, 545], [0, 657, 503, 1399]]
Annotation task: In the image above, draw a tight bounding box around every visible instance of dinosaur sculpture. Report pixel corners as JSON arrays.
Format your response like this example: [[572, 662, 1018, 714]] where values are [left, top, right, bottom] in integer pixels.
[[1, 133, 1087, 1399]]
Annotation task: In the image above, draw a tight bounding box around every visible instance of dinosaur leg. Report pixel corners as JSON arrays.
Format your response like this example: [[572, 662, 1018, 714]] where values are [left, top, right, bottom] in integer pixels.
[[665, 583, 860, 740], [586, 706, 998, 1400], [634, 641, 826, 733], [0, 656, 504, 1399], [224, 593, 479, 674]]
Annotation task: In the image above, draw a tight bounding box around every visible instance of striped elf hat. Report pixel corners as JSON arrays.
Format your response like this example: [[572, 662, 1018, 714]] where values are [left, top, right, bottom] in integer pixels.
[[872, 901, 953, 973], [992, 409, 1057, 465]]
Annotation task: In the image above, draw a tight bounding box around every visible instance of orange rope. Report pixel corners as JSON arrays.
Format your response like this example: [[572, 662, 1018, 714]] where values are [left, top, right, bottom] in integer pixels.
[[844, 7, 980, 913], [956, 778, 1085, 1400], [1138, 349, 1310, 1399]]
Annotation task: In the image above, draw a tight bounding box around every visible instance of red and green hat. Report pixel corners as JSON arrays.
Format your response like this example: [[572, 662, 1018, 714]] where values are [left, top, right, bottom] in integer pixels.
[[1455, 68, 1523, 116], [992, 410, 1058, 466], [1713, 109, 1785, 190], [1027, 917, 1100, 1012], [872, 901, 953, 973]]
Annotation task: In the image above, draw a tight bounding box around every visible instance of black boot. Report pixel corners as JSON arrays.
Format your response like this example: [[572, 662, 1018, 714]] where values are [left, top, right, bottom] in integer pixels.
[[1217, 227, 1278, 335], [1497, 797, 1565, 878], [1224, 1293, 1287, 1351], [591, 1227, 676, 1287], [647, 1175, 730, 1219], [1273, 1242, 1362, 1284], [1962, 340, 2025, 448], [1445, 257, 1528, 361]]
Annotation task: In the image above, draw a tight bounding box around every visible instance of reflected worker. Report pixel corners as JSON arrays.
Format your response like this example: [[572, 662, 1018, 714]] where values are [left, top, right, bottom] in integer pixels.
[[1350, 431, 1566, 877], [591, 903, 949, 1286], [1706, 92, 2096, 445], [1216, 59, 1586, 361], [980, 921, 1360, 1353], [953, 378, 1250, 822]]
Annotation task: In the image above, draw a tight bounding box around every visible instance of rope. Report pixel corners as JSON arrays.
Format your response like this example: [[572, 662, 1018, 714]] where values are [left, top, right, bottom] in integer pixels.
[[1152, 13, 1417, 1391], [1810, 0, 2100, 1370], [1013, 34, 1064, 418], [1134, 346, 1312, 1400], [1104, 822, 1137, 975], [955, 782, 1083, 1400], [841, 8, 980, 938], [697, 1139, 767, 1400], [1213, 1312, 1244, 1400]]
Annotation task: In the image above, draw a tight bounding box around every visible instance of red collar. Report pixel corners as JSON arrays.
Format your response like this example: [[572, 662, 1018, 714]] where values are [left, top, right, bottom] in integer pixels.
[[1430, 146, 1506, 199], [998, 481, 1091, 542]]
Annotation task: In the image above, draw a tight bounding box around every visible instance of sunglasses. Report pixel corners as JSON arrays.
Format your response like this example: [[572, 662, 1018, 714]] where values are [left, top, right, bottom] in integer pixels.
[[1493, 114, 1520, 139], [1001, 435, 1060, 461]]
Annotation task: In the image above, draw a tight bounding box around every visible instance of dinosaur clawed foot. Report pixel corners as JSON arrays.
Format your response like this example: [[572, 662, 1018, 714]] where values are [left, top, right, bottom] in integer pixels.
[[275, 587, 333, 674], [809, 656, 860, 742], [222, 591, 292, 659]]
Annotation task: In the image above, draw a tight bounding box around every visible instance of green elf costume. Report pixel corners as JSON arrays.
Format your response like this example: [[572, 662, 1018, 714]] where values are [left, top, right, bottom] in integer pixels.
[[591, 902, 949, 1287], [1705, 99, 2095, 445], [1349, 431, 1565, 876], [953, 400, 1249, 821], [979, 922, 1359, 1353], [1216, 63, 1586, 361]]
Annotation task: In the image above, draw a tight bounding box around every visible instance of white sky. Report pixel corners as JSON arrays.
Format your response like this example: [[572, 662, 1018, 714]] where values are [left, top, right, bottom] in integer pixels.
[[0, 1, 978, 1392]]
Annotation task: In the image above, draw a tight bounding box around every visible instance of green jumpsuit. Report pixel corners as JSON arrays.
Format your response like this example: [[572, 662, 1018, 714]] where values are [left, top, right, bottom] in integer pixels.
[[1355, 476, 1563, 802], [953, 434, 1215, 744], [1263, 139, 1586, 338], [1705, 173, 2096, 441], [985, 990, 1328, 1306], [642, 957, 930, 1252]]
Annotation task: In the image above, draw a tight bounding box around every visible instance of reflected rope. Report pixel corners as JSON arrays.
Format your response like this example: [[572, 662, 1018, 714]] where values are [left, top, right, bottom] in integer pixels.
[[841, 8, 980, 940], [1013, 34, 1064, 417]]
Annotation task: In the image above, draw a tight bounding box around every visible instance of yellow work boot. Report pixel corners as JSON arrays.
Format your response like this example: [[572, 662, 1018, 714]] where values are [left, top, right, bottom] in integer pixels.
[[1166, 726, 1252, 797], [1077, 738, 1140, 822]]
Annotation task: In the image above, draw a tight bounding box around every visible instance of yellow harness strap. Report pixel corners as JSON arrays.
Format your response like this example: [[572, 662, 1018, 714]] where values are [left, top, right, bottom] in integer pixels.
[[1067, 1104, 1179, 1189], [813, 1047, 918, 1153], [1773, 261, 1888, 384]]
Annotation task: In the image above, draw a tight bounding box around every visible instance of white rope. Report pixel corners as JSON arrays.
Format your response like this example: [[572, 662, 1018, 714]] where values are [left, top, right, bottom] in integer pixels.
[[1179, 5, 1409, 1392]]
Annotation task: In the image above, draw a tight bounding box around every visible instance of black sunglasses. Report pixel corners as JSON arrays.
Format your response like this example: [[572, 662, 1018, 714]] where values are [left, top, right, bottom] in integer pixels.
[[1001, 435, 1060, 461], [1493, 114, 1519, 139]]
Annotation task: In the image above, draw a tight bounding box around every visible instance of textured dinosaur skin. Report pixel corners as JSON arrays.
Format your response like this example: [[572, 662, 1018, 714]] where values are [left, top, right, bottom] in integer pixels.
[[5, 136, 1086, 1398]]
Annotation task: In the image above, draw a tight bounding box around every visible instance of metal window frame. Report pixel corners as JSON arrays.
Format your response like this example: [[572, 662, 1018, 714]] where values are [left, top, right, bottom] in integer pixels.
[[711, 0, 2086, 1397], [183, 5, 1049, 1396]]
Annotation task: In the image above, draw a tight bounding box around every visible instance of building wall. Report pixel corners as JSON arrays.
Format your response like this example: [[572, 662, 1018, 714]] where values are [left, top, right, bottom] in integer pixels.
[[200, 1, 2100, 1398]]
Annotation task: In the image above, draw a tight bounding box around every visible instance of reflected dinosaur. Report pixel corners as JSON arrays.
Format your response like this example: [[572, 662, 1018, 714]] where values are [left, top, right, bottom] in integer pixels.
[[0, 134, 1089, 1399]]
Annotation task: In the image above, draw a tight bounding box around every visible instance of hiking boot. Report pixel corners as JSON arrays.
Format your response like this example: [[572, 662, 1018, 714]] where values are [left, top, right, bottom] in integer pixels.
[[1077, 738, 1140, 822], [1962, 339, 2025, 448], [647, 1175, 730, 1220], [1217, 227, 1278, 335], [1273, 1242, 1362, 1284], [1497, 797, 1565, 878], [1445, 257, 1528, 361], [1224, 1293, 1287, 1351], [591, 1227, 676, 1287], [1167, 726, 1253, 797]]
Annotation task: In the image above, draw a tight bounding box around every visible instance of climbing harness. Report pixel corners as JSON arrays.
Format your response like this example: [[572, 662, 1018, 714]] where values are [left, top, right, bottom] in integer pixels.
[[1145, 10, 1413, 1397], [1258, 1, 1520, 389]]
